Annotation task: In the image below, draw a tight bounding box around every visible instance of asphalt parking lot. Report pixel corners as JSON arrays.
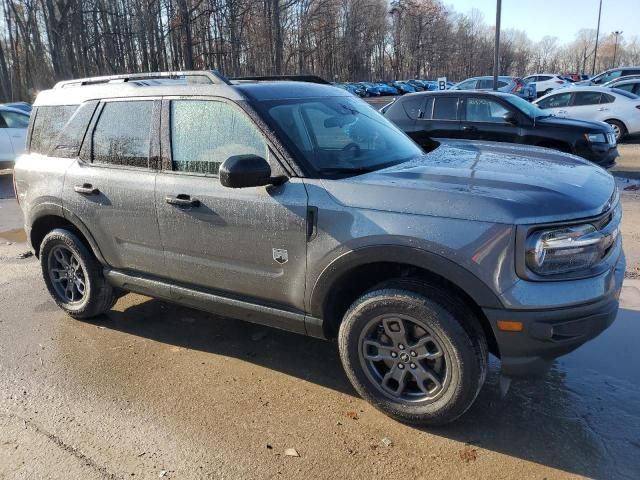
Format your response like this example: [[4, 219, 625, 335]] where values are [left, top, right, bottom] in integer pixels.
[[1, 162, 640, 479]]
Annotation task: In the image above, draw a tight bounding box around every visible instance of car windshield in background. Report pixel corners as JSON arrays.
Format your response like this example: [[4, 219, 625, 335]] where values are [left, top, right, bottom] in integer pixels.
[[502, 95, 548, 119], [256, 96, 423, 177], [611, 88, 639, 99]]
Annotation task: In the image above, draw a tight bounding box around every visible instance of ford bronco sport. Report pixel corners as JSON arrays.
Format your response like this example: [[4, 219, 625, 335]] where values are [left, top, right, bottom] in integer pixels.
[[14, 71, 625, 425]]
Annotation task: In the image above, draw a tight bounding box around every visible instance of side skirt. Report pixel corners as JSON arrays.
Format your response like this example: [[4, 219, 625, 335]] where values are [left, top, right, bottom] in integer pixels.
[[103, 268, 325, 338]]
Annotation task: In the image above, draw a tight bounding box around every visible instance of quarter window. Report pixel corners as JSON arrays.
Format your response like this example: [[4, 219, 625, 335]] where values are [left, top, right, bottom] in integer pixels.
[[432, 97, 458, 120], [537, 93, 571, 109], [170, 100, 267, 175], [92, 101, 153, 167], [572, 92, 602, 106], [401, 96, 425, 120], [30, 105, 78, 154]]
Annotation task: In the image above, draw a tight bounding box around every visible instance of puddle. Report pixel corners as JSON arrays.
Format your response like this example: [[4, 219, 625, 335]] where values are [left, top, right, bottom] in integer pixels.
[[0, 228, 26, 243]]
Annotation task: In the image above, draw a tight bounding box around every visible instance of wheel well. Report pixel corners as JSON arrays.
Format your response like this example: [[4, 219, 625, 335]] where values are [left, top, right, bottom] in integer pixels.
[[30, 215, 90, 258], [321, 262, 500, 357], [604, 118, 627, 133]]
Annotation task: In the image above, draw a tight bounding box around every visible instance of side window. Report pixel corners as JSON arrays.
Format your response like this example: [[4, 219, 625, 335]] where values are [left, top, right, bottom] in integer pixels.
[[401, 96, 425, 120], [465, 98, 509, 122], [432, 97, 458, 120], [52, 102, 98, 158], [30, 105, 78, 154], [170, 100, 267, 175], [478, 79, 493, 89], [537, 93, 571, 109], [0, 111, 29, 129], [572, 92, 602, 106], [92, 101, 153, 168], [524, 76, 537, 82], [537, 75, 552, 82], [600, 93, 616, 104], [615, 84, 634, 93], [456, 80, 477, 90]]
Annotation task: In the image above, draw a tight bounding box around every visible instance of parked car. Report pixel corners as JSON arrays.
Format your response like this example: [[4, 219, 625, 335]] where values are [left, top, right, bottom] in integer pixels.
[[534, 86, 640, 141], [2, 101, 32, 113], [606, 79, 640, 96], [336, 83, 365, 97], [406, 79, 426, 91], [603, 74, 640, 88], [575, 66, 640, 86], [451, 76, 536, 101], [374, 82, 399, 96], [0, 105, 30, 169], [357, 82, 383, 96], [382, 91, 618, 167], [390, 81, 416, 94], [15, 71, 624, 426], [523, 74, 568, 97]]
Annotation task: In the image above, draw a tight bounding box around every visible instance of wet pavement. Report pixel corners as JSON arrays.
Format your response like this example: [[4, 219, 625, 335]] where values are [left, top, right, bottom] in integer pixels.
[[1, 171, 639, 479]]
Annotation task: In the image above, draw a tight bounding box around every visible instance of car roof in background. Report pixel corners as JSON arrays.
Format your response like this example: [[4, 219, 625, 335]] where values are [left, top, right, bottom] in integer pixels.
[[235, 81, 350, 101], [401, 90, 515, 98]]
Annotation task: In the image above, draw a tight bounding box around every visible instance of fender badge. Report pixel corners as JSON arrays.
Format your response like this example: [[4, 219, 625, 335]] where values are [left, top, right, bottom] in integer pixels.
[[273, 248, 288, 265]]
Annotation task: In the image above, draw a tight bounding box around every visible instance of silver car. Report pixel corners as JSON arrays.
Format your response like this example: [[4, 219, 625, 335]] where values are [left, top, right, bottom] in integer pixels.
[[14, 71, 624, 425], [451, 76, 536, 101]]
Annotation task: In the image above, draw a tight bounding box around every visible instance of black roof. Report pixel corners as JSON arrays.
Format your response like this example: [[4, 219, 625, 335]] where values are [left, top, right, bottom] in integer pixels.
[[235, 81, 350, 101]]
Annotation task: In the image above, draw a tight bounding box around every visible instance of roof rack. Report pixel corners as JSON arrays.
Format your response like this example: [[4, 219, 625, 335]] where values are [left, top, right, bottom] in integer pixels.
[[231, 75, 331, 85], [54, 70, 232, 89]]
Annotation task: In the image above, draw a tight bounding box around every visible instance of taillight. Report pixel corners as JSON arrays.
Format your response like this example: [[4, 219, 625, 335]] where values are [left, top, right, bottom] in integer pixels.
[[513, 79, 523, 93]]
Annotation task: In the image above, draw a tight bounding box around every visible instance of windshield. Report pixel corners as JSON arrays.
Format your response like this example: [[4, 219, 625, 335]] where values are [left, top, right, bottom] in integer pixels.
[[255, 96, 423, 177], [503, 95, 548, 119]]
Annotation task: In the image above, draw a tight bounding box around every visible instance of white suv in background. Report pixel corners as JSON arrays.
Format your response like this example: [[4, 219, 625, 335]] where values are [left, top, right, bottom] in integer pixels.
[[524, 74, 568, 97], [0, 105, 30, 169]]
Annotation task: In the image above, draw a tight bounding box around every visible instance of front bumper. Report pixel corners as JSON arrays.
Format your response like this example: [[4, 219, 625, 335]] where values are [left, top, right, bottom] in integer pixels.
[[483, 252, 625, 378], [577, 143, 618, 168]]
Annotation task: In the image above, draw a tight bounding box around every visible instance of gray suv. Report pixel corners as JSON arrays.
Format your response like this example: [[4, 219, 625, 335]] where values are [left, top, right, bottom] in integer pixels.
[[14, 71, 625, 425]]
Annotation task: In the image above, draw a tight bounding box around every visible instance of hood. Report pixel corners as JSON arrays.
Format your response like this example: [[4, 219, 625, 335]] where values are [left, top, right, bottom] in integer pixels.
[[535, 115, 610, 132], [321, 140, 616, 225]]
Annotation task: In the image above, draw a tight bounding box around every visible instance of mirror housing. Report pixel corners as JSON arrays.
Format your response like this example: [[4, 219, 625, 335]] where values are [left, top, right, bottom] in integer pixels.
[[219, 154, 285, 188], [503, 111, 519, 125]]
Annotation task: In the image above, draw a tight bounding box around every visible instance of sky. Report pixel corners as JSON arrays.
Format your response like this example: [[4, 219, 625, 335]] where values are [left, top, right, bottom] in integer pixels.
[[445, 0, 639, 44]]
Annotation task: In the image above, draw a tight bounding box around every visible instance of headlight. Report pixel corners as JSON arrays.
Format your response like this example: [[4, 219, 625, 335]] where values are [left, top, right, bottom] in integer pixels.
[[526, 224, 607, 276], [585, 133, 607, 143]]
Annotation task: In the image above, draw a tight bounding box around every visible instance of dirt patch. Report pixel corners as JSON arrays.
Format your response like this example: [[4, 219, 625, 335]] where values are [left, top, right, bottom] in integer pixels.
[[0, 228, 26, 243]]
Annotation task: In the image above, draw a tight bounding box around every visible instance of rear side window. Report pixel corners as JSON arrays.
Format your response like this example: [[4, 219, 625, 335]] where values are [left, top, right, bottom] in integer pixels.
[[538, 75, 552, 82], [432, 97, 458, 120], [401, 96, 425, 120], [572, 92, 602, 106], [30, 105, 78, 154], [92, 101, 153, 168], [170, 100, 267, 175], [0, 110, 29, 129]]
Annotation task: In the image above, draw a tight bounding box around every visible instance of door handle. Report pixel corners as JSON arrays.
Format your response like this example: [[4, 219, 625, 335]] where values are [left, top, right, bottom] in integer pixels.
[[598, 107, 608, 111], [165, 194, 200, 208], [557, 110, 568, 115], [462, 126, 478, 132], [74, 184, 100, 195]]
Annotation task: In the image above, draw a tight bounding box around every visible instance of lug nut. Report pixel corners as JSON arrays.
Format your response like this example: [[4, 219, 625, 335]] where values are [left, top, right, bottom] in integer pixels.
[[398, 363, 404, 369], [410, 363, 416, 369], [391, 352, 397, 358], [410, 351, 416, 357], [398, 344, 405, 350]]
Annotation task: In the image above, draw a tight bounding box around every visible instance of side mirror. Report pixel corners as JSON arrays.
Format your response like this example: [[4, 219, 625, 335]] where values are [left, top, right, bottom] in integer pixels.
[[503, 111, 519, 125], [219, 154, 285, 189]]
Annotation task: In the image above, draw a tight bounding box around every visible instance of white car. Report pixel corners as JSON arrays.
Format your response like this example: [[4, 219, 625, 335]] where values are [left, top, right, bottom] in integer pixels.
[[523, 74, 568, 97], [0, 105, 30, 169], [534, 86, 640, 141]]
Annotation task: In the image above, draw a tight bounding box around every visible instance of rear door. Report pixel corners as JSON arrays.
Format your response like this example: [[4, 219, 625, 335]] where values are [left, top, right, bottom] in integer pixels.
[[62, 99, 165, 276], [155, 97, 308, 310], [415, 95, 461, 139], [565, 91, 606, 121], [0, 110, 29, 158], [460, 95, 520, 142]]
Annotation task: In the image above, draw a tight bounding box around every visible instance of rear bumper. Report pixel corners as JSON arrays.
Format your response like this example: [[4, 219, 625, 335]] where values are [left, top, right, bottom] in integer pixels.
[[483, 252, 625, 378]]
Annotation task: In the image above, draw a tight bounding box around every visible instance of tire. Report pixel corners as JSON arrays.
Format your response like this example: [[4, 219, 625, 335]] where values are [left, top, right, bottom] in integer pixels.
[[605, 119, 626, 142], [40, 228, 117, 319], [338, 279, 487, 426]]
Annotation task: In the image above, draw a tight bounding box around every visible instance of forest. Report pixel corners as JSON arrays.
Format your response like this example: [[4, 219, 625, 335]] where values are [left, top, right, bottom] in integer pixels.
[[1, 0, 639, 102]]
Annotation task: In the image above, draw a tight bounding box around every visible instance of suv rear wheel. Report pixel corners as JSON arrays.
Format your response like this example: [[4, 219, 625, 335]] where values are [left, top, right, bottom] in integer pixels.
[[338, 280, 487, 425], [40, 228, 116, 319]]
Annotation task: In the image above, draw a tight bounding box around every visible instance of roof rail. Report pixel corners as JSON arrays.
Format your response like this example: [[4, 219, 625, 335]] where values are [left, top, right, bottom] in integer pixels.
[[231, 75, 331, 85], [54, 70, 233, 89]]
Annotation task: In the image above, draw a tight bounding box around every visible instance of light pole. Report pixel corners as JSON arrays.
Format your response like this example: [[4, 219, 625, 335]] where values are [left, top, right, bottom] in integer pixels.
[[493, 0, 502, 90], [592, 0, 602, 75], [612, 31, 623, 68]]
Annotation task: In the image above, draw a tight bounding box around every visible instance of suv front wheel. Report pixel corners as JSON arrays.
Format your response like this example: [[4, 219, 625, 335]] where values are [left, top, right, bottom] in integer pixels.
[[338, 280, 487, 425], [40, 228, 117, 319]]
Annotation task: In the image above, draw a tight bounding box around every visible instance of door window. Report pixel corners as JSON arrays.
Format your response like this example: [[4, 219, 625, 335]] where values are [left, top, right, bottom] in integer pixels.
[[572, 92, 602, 106], [170, 100, 267, 175], [537, 93, 572, 109], [0, 111, 29, 129], [401, 96, 425, 120], [594, 70, 622, 84], [92, 101, 152, 167], [537, 75, 552, 82], [432, 97, 459, 120], [456, 80, 477, 90], [465, 98, 509, 122], [615, 84, 635, 93]]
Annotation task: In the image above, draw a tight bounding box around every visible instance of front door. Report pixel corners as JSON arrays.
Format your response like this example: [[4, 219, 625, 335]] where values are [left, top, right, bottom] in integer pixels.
[[460, 96, 521, 143], [155, 98, 308, 310]]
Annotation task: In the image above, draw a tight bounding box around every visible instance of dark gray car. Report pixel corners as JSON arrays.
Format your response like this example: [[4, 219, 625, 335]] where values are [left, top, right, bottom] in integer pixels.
[[14, 71, 625, 425]]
